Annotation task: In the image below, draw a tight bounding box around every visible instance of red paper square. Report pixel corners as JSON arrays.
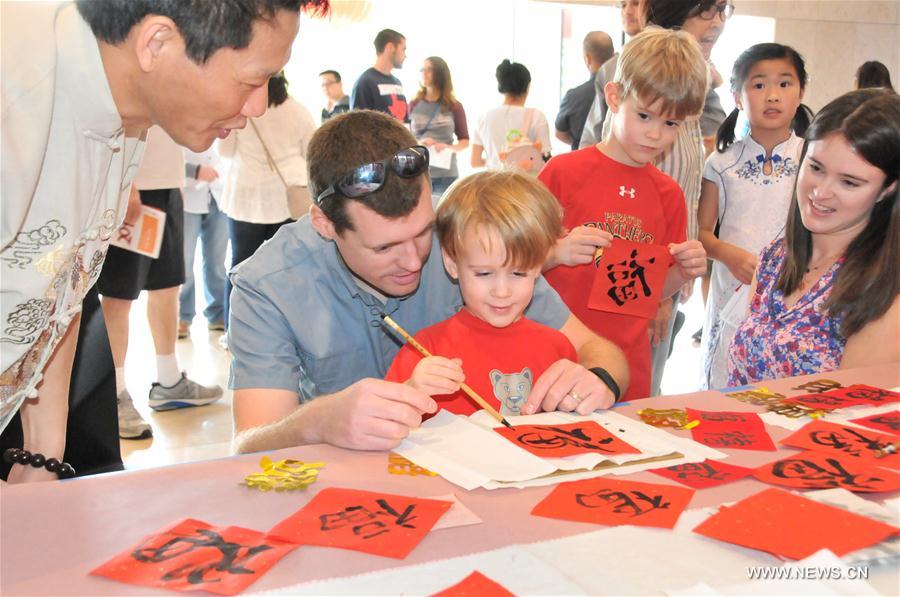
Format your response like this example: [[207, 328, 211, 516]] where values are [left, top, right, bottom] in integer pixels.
[[90, 519, 296, 595], [494, 421, 639, 458], [781, 420, 899, 468], [782, 391, 867, 411], [267, 488, 452, 559], [431, 571, 515, 597], [693, 488, 899, 559], [754, 449, 900, 493], [826, 384, 900, 406], [850, 411, 900, 436], [650, 459, 754, 489], [686, 408, 776, 451], [588, 239, 671, 319], [531, 477, 694, 529]]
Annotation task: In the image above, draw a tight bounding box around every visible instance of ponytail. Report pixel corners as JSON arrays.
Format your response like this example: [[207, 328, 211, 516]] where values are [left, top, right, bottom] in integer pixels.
[[791, 103, 814, 138], [715, 108, 740, 152]]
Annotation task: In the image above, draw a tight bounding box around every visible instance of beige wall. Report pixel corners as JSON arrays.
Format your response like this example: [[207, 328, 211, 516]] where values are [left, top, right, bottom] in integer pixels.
[[546, 0, 900, 111], [768, 1, 899, 111]]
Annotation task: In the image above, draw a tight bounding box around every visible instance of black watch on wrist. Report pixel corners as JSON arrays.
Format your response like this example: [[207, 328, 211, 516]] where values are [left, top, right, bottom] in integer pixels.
[[589, 367, 621, 403]]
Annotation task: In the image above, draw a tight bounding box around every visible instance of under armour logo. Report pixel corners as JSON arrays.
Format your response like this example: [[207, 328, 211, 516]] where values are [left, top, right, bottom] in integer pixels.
[[619, 186, 636, 199]]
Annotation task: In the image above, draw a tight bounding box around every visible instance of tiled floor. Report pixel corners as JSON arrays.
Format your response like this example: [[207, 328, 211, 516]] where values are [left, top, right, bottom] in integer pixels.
[[120, 280, 708, 470]]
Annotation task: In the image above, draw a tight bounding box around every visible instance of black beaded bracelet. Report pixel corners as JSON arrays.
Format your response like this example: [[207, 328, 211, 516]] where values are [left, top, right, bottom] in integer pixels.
[[3, 448, 76, 479]]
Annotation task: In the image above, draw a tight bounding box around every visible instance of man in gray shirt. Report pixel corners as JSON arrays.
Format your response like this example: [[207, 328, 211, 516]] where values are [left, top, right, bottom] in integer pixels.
[[229, 111, 629, 454], [555, 31, 614, 151]]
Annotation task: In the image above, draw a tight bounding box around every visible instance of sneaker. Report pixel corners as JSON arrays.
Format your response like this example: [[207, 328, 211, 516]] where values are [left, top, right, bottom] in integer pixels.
[[118, 390, 153, 439], [691, 328, 703, 344], [218, 334, 229, 351], [207, 320, 225, 332], [177, 321, 189, 340], [149, 373, 223, 411]]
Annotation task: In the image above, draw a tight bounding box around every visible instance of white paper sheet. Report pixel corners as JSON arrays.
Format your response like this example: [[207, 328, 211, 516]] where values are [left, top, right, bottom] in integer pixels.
[[256, 544, 587, 596], [428, 146, 453, 169], [668, 550, 880, 596], [397, 409, 725, 490], [395, 410, 555, 490], [428, 493, 483, 531], [523, 508, 779, 595]]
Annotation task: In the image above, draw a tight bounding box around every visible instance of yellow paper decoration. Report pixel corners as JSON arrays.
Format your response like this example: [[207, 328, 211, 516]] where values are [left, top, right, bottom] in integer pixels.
[[638, 408, 692, 429], [387, 453, 436, 476], [242, 456, 324, 492]]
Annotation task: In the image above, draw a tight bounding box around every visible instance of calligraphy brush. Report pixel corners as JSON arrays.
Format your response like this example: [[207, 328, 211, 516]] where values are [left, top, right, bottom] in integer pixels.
[[381, 315, 514, 429]]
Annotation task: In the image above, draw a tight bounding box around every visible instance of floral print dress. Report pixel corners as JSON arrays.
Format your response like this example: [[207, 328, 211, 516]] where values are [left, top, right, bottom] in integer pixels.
[[727, 240, 846, 386]]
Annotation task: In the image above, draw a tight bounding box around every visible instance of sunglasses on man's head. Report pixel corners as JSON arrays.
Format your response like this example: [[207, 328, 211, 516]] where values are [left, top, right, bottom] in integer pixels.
[[315, 146, 430, 205]]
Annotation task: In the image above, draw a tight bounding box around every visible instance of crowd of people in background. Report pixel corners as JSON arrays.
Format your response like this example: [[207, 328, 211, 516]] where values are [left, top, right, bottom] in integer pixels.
[[2, 0, 897, 483]]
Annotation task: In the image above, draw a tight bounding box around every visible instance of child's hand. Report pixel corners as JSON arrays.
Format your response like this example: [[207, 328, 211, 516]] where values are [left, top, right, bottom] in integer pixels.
[[551, 226, 612, 268], [669, 240, 707, 280], [721, 244, 758, 285], [407, 356, 464, 397]]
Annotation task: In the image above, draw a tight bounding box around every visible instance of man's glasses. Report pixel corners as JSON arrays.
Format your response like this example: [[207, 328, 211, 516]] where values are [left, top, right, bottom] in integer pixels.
[[690, 1, 735, 21], [315, 146, 430, 205]]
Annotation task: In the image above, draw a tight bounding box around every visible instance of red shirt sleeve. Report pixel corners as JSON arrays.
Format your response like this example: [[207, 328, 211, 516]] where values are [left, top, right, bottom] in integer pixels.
[[384, 343, 421, 383]]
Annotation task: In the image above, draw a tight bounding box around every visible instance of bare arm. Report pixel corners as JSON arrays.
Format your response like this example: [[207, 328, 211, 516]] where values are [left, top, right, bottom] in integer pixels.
[[662, 240, 707, 298], [232, 380, 437, 454], [841, 296, 900, 369], [451, 138, 469, 152], [8, 313, 80, 483], [698, 179, 757, 285], [524, 313, 630, 415], [560, 313, 630, 391], [470, 143, 486, 168]]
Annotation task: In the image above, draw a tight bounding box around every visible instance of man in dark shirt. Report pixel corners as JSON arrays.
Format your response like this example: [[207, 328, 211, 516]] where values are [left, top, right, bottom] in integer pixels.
[[319, 69, 350, 123], [554, 31, 614, 151], [350, 28, 408, 122]]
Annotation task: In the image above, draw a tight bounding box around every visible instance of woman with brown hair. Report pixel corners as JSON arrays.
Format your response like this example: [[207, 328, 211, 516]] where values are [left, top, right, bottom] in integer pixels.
[[728, 88, 899, 384], [409, 56, 469, 199]]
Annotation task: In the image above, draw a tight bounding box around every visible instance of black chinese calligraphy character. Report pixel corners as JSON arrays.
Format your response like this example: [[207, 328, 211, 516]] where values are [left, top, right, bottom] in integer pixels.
[[132, 528, 272, 585], [605, 249, 655, 306], [867, 415, 900, 433], [700, 412, 749, 423], [810, 427, 888, 458], [792, 393, 846, 407], [319, 499, 419, 540], [843, 386, 897, 403], [517, 425, 615, 452], [666, 462, 729, 481], [771, 457, 886, 491], [575, 489, 670, 516], [702, 430, 757, 448]]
